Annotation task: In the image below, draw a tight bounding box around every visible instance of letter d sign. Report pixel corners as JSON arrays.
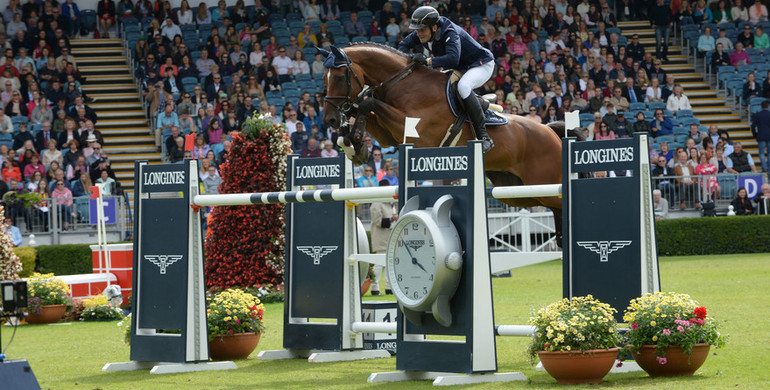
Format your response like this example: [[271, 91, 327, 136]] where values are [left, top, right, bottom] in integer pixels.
[[738, 175, 763, 199]]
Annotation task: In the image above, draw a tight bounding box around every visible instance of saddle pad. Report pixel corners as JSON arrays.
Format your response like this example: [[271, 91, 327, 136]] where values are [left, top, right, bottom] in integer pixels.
[[445, 74, 509, 127]]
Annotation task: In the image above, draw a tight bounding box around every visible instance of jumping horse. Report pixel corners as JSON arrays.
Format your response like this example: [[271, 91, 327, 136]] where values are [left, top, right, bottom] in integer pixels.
[[320, 43, 576, 242]]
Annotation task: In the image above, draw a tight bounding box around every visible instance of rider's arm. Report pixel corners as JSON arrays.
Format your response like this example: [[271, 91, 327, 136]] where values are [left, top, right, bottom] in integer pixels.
[[397, 32, 420, 54], [430, 28, 461, 68]]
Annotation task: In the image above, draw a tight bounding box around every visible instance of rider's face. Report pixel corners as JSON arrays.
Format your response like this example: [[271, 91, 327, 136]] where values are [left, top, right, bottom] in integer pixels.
[[416, 26, 434, 43]]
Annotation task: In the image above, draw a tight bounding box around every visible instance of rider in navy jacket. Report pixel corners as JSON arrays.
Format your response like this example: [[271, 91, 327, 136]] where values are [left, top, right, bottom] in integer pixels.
[[397, 6, 496, 152]]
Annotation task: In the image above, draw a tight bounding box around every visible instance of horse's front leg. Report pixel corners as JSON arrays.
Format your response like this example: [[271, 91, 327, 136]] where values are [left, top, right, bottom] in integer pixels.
[[354, 98, 406, 148]]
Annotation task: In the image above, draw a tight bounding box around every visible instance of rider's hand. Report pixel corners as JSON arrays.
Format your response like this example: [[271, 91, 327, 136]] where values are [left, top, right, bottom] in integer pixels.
[[412, 53, 429, 66]]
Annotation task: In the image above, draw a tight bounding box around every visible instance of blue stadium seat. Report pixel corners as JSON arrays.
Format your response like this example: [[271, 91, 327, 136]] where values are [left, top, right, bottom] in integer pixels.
[[676, 109, 694, 118], [629, 102, 646, 111], [294, 73, 312, 82]]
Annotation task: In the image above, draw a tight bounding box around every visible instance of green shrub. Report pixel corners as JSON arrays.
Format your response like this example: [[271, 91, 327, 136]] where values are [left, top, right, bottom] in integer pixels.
[[657, 216, 770, 256], [38, 244, 93, 275], [12, 246, 37, 277]]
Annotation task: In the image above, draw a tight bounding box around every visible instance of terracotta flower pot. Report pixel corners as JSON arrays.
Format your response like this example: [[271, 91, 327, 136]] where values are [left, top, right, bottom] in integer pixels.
[[25, 304, 66, 324], [208, 332, 261, 360], [538, 348, 619, 385], [361, 279, 372, 296], [633, 343, 711, 377]]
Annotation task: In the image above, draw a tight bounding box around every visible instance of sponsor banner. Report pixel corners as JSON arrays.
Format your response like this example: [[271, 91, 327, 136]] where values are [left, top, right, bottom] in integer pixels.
[[406, 147, 470, 180], [139, 164, 187, 192], [737, 175, 764, 199], [291, 157, 343, 186], [569, 138, 637, 173]]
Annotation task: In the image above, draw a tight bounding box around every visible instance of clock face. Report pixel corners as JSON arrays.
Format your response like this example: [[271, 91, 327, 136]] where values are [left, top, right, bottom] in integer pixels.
[[387, 215, 437, 307]]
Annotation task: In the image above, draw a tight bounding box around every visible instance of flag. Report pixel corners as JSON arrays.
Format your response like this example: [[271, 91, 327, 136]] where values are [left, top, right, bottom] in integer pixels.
[[565, 110, 580, 132], [184, 134, 195, 152], [90, 186, 99, 199], [404, 116, 420, 142]]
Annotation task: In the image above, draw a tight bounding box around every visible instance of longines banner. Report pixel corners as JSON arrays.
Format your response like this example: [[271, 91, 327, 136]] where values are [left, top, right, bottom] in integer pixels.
[[569, 138, 638, 173]]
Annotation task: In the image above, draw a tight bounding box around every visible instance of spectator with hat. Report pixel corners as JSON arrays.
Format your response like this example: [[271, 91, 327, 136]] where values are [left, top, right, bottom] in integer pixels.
[[79, 120, 104, 148]]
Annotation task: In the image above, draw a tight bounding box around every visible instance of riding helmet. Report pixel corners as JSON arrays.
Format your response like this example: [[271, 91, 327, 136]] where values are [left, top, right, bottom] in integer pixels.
[[409, 6, 440, 29]]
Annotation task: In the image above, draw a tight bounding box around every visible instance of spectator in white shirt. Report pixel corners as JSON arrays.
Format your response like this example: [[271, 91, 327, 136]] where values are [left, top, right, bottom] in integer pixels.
[[666, 85, 692, 114], [272, 46, 293, 83], [161, 18, 181, 41]]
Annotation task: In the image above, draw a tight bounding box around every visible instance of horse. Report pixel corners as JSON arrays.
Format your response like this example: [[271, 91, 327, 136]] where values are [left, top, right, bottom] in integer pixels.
[[320, 43, 576, 242]]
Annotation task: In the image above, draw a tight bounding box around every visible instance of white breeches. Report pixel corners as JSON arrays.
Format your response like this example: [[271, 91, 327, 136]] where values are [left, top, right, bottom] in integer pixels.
[[457, 60, 495, 98]]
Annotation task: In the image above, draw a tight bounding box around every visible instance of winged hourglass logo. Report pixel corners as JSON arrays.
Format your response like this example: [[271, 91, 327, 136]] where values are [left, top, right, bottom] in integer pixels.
[[296, 246, 338, 265], [144, 255, 183, 274], [576, 241, 632, 262]]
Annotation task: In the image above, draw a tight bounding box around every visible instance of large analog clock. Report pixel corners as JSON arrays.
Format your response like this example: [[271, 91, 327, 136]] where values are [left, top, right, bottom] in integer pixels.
[[386, 194, 463, 327]]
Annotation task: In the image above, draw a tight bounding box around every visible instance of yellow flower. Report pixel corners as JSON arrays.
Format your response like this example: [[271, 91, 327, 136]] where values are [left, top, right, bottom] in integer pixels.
[[652, 335, 658, 342], [650, 321, 656, 327]]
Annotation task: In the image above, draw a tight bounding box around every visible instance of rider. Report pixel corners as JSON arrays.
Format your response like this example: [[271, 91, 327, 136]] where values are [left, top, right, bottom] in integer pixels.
[[398, 6, 496, 152]]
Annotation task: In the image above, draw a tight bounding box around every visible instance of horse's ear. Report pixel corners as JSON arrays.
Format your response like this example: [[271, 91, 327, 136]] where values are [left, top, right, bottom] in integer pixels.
[[330, 46, 344, 60], [316, 46, 330, 58]]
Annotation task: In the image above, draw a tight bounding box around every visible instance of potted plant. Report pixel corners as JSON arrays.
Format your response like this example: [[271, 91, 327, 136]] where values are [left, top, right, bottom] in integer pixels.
[[25, 273, 73, 324], [528, 295, 621, 384], [623, 291, 725, 377], [207, 288, 266, 360], [80, 295, 124, 321]]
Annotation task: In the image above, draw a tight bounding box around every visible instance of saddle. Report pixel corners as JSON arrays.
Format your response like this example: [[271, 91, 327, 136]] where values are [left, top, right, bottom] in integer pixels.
[[440, 70, 508, 147]]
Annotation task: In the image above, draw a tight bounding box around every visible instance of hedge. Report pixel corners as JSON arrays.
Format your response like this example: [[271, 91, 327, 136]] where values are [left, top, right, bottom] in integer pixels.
[[38, 244, 93, 275], [656, 216, 770, 256], [13, 246, 37, 278]]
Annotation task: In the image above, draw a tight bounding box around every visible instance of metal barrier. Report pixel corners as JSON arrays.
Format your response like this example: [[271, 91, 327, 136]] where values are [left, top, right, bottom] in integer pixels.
[[6, 195, 129, 245], [650, 172, 769, 211]]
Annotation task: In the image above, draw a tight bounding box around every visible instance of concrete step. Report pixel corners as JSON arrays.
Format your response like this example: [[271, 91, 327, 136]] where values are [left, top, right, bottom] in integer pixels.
[[101, 127, 151, 135], [83, 83, 136, 91], [103, 135, 155, 144], [109, 152, 162, 161], [90, 102, 143, 111], [104, 144, 157, 153], [97, 110, 145, 117]]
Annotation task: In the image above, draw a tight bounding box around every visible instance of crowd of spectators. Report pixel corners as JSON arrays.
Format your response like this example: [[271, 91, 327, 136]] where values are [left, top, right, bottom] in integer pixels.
[[120, 0, 766, 212], [0, 0, 121, 232]]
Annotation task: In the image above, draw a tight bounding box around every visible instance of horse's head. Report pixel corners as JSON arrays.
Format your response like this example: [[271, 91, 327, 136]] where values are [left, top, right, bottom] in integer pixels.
[[319, 46, 369, 164]]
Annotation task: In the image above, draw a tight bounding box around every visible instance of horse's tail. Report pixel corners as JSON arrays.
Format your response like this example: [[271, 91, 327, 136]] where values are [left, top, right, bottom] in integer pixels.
[[546, 121, 586, 141]]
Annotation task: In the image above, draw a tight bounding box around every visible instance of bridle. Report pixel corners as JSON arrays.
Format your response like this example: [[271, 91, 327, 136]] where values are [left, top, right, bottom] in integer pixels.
[[323, 48, 416, 139]]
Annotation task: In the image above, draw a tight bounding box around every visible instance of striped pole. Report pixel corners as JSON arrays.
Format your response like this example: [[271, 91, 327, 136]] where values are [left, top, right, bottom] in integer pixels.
[[193, 186, 398, 206], [193, 184, 562, 207]]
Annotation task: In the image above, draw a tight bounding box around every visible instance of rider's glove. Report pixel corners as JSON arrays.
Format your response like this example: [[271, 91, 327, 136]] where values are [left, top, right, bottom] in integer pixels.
[[412, 53, 429, 66]]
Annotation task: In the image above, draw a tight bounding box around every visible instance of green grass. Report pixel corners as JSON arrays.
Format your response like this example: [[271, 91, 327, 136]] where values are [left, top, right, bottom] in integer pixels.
[[3, 254, 770, 389]]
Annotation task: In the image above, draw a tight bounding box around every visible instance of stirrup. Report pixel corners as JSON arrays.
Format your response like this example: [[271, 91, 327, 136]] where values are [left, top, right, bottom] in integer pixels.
[[479, 137, 494, 153]]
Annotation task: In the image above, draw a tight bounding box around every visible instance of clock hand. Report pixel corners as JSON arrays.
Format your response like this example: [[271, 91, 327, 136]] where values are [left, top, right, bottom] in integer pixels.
[[413, 259, 428, 273], [403, 242, 428, 273]]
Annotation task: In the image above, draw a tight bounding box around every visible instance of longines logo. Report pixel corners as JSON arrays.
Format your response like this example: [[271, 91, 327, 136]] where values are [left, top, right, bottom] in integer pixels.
[[142, 171, 185, 185], [576, 241, 632, 262], [296, 246, 338, 265], [404, 240, 425, 252], [144, 255, 183, 274]]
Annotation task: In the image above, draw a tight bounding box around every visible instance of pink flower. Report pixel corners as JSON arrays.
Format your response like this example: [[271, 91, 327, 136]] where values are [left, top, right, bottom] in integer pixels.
[[228, 329, 233, 335], [677, 325, 685, 333], [616, 362, 623, 368], [235, 318, 240, 324], [631, 323, 638, 330], [656, 356, 668, 365], [662, 329, 671, 335]]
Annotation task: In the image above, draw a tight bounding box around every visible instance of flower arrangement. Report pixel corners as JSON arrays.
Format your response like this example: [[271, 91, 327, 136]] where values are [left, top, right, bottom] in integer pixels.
[[26, 273, 73, 314], [0, 205, 22, 280], [118, 314, 132, 345], [623, 291, 725, 361], [80, 295, 124, 321], [241, 283, 284, 303], [205, 112, 291, 290], [207, 288, 266, 341], [528, 295, 621, 361]]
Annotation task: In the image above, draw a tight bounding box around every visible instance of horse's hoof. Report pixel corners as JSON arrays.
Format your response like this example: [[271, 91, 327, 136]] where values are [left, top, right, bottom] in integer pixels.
[[481, 138, 494, 153]]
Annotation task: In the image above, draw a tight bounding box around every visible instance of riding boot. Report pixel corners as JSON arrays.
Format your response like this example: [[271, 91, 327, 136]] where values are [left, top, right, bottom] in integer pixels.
[[463, 95, 494, 153]]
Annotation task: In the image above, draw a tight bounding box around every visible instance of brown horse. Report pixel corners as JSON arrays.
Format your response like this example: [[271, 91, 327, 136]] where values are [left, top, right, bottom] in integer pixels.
[[320, 44, 571, 241]]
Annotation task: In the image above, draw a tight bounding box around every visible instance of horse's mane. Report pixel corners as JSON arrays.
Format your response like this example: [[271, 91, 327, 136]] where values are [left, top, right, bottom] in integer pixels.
[[347, 42, 411, 60]]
